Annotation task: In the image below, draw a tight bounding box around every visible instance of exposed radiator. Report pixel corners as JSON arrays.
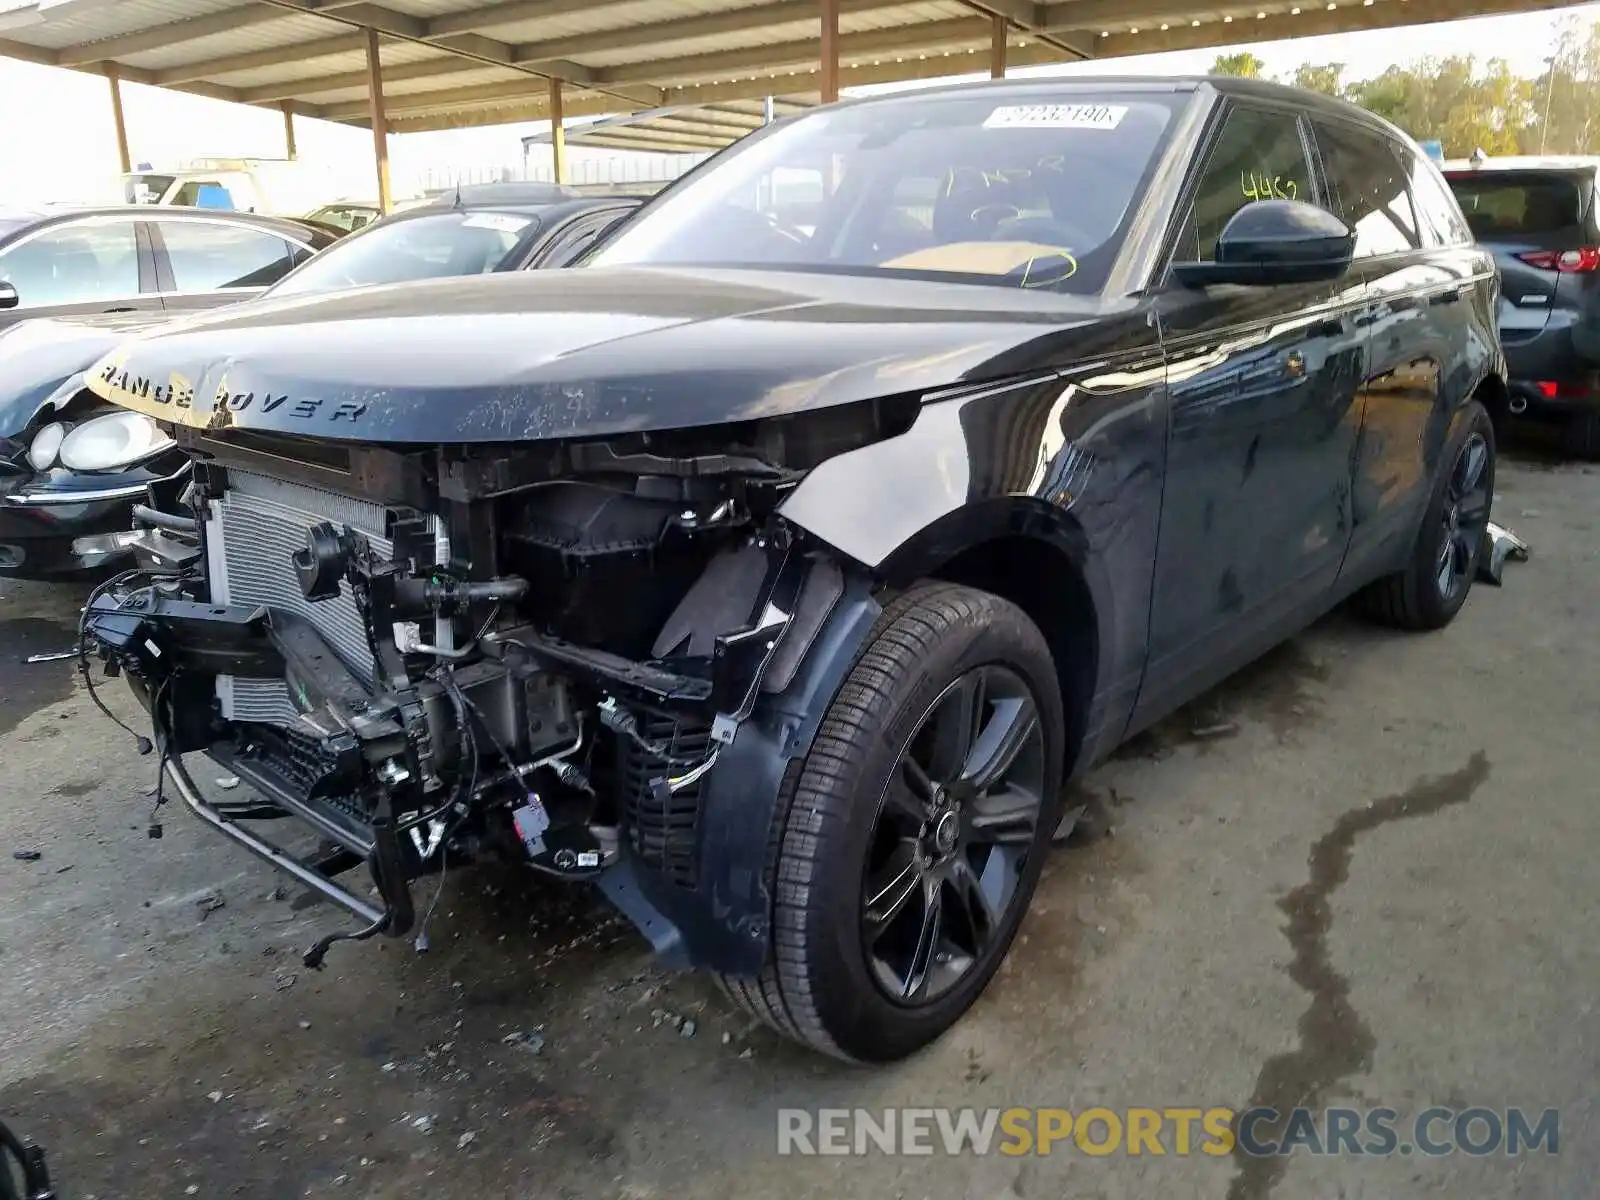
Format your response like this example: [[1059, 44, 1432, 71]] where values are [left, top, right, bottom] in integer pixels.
[[206, 469, 447, 726]]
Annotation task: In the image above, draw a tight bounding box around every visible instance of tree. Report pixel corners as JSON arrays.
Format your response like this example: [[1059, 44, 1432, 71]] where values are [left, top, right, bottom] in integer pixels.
[[1344, 55, 1531, 156], [1291, 63, 1346, 96], [1210, 52, 1266, 78]]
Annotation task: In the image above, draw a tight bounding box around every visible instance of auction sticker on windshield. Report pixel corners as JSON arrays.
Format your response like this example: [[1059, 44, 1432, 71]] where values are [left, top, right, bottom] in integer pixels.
[[461, 213, 531, 232], [983, 104, 1127, 130]]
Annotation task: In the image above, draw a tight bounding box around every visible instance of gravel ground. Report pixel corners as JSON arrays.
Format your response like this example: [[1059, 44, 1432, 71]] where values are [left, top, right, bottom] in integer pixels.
[[0, 447, 1595, 1200]]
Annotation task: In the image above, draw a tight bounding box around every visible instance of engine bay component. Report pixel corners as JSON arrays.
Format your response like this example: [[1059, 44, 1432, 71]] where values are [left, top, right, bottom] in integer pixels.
[[77, 440, 837, 980]]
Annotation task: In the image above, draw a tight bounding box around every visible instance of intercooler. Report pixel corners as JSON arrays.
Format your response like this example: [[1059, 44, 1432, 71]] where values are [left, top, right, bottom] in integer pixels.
[[205, 469, 449, 726]]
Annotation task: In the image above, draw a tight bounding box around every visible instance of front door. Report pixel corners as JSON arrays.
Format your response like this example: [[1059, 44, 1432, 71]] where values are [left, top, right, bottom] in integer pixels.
[[1136, 100, 1367, 728]]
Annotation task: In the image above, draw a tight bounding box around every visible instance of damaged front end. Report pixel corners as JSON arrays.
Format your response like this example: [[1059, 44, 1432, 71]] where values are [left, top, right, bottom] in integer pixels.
[[83, 409, 898, 974]]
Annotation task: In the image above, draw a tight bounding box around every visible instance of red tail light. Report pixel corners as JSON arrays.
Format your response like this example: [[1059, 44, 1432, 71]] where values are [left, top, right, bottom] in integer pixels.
[[1516, 247, 1600, 272], [1535, 380, 1560, 398]]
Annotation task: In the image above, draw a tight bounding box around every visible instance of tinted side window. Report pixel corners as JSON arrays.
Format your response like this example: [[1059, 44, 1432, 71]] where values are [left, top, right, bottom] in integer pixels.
[[158, 221, 295, 290], [0, 220, 141, 307], [1174, 105, 1315, 263], [538, 213, 618, 268], [1407, 156, 1472, 246], [1314, 121, 1420, 258]]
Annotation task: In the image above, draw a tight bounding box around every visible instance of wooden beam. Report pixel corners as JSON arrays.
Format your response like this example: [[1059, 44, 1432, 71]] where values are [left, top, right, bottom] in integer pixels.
[[1085, 0, 1575, 55], [0, 37, 55, 68], [322, 77, 547, 119], [426, 0, 599, 38], [366, 28, 391, 213], [665, 39, 1067, 105], [237, 57, 494, 104], [106, 65, 131, 174], [511, 0, 912, 65], [990, 11, 1006, 76], [154, 33, 366, 84], [255, 0, 657, 107], [578, 130, 726, 153], [958, 0, 1090, 60], [548, 76, 566, 184], [819, 0, 839, 103], [644, 115, 762, 139], [599, 16, 995, 87], [57, 7, 291, 67], [384, 89, 619, 130], [282, 101, 298, 158]]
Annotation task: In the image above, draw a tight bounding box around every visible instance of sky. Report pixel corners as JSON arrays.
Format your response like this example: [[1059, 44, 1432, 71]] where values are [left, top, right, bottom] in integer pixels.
[[2, 2, 1596, 206]]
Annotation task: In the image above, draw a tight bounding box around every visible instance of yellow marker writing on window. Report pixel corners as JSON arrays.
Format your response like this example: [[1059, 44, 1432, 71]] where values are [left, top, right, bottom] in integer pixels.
[[1020, 251, 1079, 289]]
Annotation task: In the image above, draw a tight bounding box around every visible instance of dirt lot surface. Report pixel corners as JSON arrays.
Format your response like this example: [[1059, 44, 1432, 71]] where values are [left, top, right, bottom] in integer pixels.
[[2, 450, 1596, 1200]]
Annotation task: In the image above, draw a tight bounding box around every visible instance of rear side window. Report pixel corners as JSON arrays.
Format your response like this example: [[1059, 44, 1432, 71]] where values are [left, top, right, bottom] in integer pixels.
[[1445, 172, 1584, 240], [1408, 157, 1473, 247], [1314, 120, 1420, 258], [1174, 104, 1315, 263], [157, 220, 297, 290]]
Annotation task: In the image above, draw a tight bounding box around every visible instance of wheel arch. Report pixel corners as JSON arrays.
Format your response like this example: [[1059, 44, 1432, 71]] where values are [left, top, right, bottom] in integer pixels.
[[868, 495, 1108, 776], [1471, 369, 1509, 430]]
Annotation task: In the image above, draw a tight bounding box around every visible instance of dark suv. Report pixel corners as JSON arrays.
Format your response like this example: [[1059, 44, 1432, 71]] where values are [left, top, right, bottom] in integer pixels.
[[1446, 156, 1600, 454], [79, 77, 1502, 1063]]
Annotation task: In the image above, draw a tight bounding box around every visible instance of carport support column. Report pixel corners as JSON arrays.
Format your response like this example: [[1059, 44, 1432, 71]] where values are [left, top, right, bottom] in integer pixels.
[[106, 65, 131, 174], [365, 27, 392, 213], [281, 102, 298, 160], [548, 77, 567, 185], [990, 14, 1007, 79], [820, 0, 839, 103]]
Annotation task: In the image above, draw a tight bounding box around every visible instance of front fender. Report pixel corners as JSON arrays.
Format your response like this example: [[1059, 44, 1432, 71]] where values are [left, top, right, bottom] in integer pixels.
[[778, 364, 1169, 763]]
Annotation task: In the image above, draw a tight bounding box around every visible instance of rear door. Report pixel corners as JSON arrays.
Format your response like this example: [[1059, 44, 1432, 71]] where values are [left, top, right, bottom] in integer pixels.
[[1312, 119, 1486, 577], [149, 217, 307, 314], [1445, 167, 1600, 370]]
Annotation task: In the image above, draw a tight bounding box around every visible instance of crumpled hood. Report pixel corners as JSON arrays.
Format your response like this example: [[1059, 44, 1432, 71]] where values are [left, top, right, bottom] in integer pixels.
[[84, 266, 1116, 445], [0, 311, 172, 435]]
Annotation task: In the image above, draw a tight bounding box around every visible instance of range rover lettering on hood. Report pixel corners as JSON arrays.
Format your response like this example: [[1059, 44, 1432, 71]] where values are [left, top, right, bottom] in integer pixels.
[[81, 266, 1119, 445], [90, 356, 367, 429]]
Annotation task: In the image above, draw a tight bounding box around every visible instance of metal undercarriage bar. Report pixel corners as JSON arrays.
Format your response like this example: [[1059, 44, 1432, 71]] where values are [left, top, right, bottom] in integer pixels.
[[161, 753, 387, 928]]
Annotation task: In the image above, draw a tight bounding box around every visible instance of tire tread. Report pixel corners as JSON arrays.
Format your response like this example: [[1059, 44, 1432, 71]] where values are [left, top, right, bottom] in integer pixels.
[[715, 581, 1030, 1060]]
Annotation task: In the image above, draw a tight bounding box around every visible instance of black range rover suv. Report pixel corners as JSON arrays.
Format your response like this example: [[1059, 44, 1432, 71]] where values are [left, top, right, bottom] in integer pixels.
[[78, 77, 1502, 1062]]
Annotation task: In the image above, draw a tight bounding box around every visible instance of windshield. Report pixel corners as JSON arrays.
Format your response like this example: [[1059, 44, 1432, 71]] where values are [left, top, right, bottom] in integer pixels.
[[1445, 171, 1588, 240], [307, 204, 379, 232], [124, 173, 175, 204], [265, 209, 540, 297], [590, 91, 1178, 293]]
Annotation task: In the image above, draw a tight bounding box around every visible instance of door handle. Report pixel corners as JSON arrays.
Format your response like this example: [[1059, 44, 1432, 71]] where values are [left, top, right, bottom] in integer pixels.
[[1431, 287, 1466, 306], [102, 305, 136, 313]]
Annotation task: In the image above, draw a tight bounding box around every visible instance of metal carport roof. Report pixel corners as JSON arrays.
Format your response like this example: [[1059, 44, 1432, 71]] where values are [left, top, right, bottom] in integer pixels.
[[0, 0, 1579, 196]]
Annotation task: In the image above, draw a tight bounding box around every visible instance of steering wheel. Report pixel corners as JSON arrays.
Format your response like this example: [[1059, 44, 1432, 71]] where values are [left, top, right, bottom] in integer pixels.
[[760, 209, 811, 246], [967, 204, 1021, 239]]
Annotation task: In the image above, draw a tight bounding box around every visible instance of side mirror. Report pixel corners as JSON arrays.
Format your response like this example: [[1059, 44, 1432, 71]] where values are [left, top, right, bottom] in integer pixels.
[[0, 282, 17, 310], [1174, 199, 1355, 288]]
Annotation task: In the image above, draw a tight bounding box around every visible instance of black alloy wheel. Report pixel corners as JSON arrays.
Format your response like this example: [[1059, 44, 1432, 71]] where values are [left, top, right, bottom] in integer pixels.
[[1355, 398, 1496, 632], [717, 581, 1066, 1063], [1435, 431, 1491, 604], [863, 665, 1046, 1005]]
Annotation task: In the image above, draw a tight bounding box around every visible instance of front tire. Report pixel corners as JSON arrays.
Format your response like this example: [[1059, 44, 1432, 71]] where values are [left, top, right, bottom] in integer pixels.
[[720, 581, 1065, 1062], [1355, 400, 1495, 631]]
